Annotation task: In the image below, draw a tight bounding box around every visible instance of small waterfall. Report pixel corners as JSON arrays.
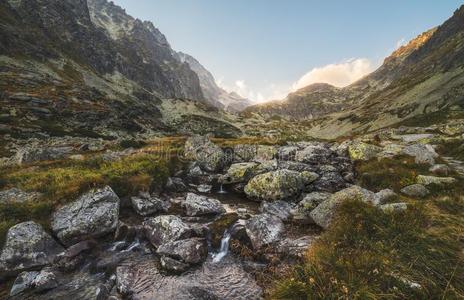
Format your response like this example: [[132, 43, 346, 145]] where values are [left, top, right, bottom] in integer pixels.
[[217, 184, 227, 194], [212, 222, 241, 263]]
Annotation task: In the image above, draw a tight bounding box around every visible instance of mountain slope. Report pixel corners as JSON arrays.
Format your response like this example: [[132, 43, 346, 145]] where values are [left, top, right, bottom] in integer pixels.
[[0, 0, 242, 140], [177, 52, 252, 112], [246, 6, 464, 138]]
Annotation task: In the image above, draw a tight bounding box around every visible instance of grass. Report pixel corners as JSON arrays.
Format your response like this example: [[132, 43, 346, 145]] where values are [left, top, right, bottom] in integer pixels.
[[0, 138, 186, 247], [273, 155, 464, 299]]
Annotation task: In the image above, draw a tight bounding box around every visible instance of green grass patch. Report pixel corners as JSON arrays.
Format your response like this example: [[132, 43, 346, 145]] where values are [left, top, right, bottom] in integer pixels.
[[355, 156, 431, 192], [272, 198, 464, 299]]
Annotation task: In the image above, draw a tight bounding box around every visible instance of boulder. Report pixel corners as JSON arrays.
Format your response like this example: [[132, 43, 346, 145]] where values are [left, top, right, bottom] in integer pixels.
[[429, 164, 450, 176], [0, 188, 41, 204], [401, 144, 438, 165], [184, 136, 225, 172], [245, 214, 285, 250], [0, 222, 64, 276], [183, 193, 226, 216], [380, 203, 408, 212], [221, 162, 260, 184], [159, 256, 190, 273], [253, 145, 277, 162], [197, 184, 212, 193], [259, 201, 294, 222], [10, 271, 40, 296], [416, 175, 457, 187], [51, 186, 120, 246], [143, 215, 192, 248], [244, 169, 318, 201], [295, 144, 334, 164], [15, 147, 73, 164], [131, 192, 170, 216], [277, 236, 315, 258], [401, 184, 430, 198], [165, 177, 188, 193], [310, 186, 378, 229], [157, 238, 208, 265], [233, 144, 257, 162], [277, 146, 299, 161], [348, 142, 382, 161], [30, 268, 58, 293], [375, 189, 399, 204], [311, 171, 347, 193], [290, 192, 331, 224]]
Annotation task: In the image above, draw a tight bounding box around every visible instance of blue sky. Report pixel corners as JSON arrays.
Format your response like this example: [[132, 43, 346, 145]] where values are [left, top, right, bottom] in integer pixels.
[[112, 0, 462, 102]]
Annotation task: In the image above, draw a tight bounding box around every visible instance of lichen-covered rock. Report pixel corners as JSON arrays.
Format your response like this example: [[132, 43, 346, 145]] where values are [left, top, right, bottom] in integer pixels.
[[221, 162, 260, 184], [290, 192, 331, 224], [143, 215, 192, 248], [0, 188, 41, 204], [51, 186, 120, 246], [311, 171, 346, 193], [253, 145, 277, 162], [401, 184, 430, 198], [0, 222, 64, 277], [295, 144, 334, 164], [10, 271, 40, 296], [375, 189, 398, 204], [184, 136, 225, 172], [15, 147, 73, 164], [244, 169, 318, 201], [183, 193, 226, 216], [348, 142, 382, 161], [310, 186, 378, 229], [245, 214, 285, 250], [277, 146, 299, 161], [416, 175, 457, 187], [131, 192, 170, 216], [402, 144, 438, 165], [259, 201, 294, 222], [157, 238, 208, 265], [233, 144, 257, 162], [380, 203, 408, 212]]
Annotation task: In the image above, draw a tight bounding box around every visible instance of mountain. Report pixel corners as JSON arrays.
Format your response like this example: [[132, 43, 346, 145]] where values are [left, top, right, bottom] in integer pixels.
[[177, 52, 252, 112], [0, 0, 241, 140], [246, 6, 464, 139]]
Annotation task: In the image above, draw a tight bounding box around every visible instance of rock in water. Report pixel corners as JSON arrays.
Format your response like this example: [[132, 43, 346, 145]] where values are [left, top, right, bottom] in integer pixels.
[[143, 215, 192, 248], [244, 169, 318, 201], [245, 214, 285, 250], [0, 222, 64, 277], [51, 186, 120, 246], [183, 193, 226, 216], [184, 136, 225, 172]]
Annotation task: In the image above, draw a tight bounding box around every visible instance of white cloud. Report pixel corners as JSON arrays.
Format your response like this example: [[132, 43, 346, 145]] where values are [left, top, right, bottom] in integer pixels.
[[291, 58, 374, 91]]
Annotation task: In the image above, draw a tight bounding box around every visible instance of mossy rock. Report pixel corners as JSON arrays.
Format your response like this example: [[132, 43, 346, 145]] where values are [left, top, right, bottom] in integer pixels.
[[348, 142, 382, 161]]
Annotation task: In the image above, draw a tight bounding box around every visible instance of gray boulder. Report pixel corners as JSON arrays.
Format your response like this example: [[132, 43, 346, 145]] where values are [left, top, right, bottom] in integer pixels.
[[131, 192, 170, 216], [402, 144, 438, 165], [221, 162, 260, 184], [15, 147, 73, 164], [245, 214, 285, 250], [253, 145, 277, 162], [401, 184, 430, 198], [277, 236, 315, 258], [10, 271, 40, 296], [157, 238, 208, 266], [159, 256, 190, 273], [244, 169, 319, 201], [310, 186, 378, 229], [295, 144, 334, 164], [290, 192, 331, 224], [0, 222, 64, 276], [259, 201, 294, 222], [375, 189, 399, 204], [233, 144, 257, 162], [277, 146, 299, 161], [165, 177, 188, 193], [183, 193, 226, 216], [184, 136, 225, 172], [51, 186, 120, 246], [429, 164, 450, 176], [0, 188, 41, 204], [143, 215, 192, 248]]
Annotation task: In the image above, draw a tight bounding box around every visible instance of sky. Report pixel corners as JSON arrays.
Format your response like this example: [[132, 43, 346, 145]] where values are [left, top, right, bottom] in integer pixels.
[[112, 0, 462, 102]]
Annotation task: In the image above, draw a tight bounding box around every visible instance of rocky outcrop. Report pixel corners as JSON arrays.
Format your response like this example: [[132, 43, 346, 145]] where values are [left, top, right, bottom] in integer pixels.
[[244, 169, 318, 201], [51, 186, 120, 246], [183, 193, 226, 216], [184, 136, 225, 172], [143, 215, 192, 248], [131, 192, 170, 216], [245, 214, 285, 250], [0, 222, 64, 277]]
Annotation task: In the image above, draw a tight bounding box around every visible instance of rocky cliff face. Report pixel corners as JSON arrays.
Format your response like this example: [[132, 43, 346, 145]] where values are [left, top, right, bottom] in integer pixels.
[[177, 52, 252, 112], [246, 6, 464, 138], [0, 0, 242, 140]]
